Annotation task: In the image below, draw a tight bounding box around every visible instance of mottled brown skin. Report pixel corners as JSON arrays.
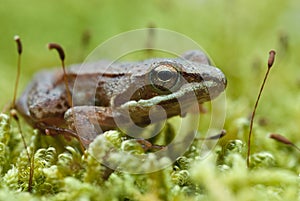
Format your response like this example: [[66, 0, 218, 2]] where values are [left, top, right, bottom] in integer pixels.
[[16, 50, 226, 145]]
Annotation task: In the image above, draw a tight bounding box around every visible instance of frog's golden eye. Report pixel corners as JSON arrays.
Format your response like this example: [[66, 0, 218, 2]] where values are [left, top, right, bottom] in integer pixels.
[[149, 63, 181, 93]]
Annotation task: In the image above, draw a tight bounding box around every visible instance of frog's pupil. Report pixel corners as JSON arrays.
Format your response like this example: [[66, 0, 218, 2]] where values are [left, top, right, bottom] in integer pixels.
[[157, 70, 173, 81]]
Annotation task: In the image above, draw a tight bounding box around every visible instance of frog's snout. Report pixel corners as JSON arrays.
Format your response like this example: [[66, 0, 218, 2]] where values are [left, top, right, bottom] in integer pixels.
[[221, 72, 227, 90], [216, 68, 227, 93], [201, 66, 227, 100]]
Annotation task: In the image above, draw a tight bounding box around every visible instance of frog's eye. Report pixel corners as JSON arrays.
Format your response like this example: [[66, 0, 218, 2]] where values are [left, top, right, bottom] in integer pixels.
[[149, 63, 181, 93]]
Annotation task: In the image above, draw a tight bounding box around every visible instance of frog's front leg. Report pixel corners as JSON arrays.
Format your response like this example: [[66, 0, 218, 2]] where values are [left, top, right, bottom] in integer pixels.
[[64, 104, 160, 147], [64, 106, 144, 147], [64, 106, 124, 146], [64, 105, 169, 151]]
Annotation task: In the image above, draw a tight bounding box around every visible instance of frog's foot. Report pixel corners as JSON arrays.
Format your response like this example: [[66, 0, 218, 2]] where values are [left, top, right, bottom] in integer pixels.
[[43, 126, 89, 151], [134, 138, 166, 152]]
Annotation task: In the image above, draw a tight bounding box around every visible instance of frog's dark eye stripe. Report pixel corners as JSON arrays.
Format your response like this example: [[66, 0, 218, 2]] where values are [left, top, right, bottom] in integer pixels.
[[149, 62, 181, 93]]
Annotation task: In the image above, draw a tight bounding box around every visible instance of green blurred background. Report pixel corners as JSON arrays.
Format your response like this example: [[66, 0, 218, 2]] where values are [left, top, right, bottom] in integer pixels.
[[1, 0, 300, 137]]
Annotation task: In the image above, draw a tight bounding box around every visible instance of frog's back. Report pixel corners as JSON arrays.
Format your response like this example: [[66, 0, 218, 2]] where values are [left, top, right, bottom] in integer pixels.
[[67, 60, 146, 76], [67, 58, 186, 77]]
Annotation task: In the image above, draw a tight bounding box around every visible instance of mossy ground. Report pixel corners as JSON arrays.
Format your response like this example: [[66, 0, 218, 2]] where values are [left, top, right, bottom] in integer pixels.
[[0, 0, 300, 200]]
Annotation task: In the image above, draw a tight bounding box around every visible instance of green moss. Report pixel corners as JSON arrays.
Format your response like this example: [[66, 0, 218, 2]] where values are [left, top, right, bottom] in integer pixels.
[[1, 113, 300, 200]]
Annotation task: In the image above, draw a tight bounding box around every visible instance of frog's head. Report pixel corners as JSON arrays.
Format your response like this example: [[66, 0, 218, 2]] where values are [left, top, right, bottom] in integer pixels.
[[146, 59, 227, 103], [115, 58, 226, 104], [115, 53, 226, 126]]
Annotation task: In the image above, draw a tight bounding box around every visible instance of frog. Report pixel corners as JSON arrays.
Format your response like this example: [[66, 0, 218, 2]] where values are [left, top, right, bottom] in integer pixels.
[[16, 50, 227, 147]]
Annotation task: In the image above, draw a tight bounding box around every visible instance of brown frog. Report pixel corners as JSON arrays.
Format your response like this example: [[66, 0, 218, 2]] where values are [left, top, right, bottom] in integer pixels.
[[16, 50, 226, 146]]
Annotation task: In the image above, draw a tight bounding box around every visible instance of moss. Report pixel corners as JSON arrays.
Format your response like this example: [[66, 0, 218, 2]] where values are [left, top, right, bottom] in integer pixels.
[[1, 110, 300, 200]]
